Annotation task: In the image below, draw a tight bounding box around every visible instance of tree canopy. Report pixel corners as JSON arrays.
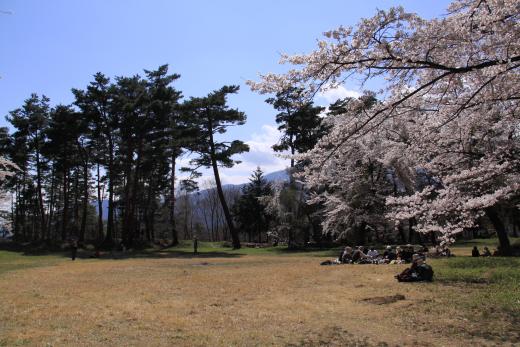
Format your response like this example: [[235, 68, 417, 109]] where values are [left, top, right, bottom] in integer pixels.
[[249, 0, 520, 253]]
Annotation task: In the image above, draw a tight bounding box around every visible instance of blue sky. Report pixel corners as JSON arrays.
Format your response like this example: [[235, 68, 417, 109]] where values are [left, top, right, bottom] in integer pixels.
[[0, 0, 452, 184]]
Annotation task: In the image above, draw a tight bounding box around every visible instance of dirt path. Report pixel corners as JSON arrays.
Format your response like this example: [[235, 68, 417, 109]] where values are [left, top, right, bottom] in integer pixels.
[[0, 256, 507, 346]]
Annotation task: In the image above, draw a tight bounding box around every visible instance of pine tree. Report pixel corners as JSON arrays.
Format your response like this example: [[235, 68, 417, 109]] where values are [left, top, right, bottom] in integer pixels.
[[44, 105, 83, 241], [7, 94, 50, 241], [73, 73, 118, 247], [184, 85, 249, 249], [143, 65, 183, 246], [266, 87, 325, 168], [232, 167, 272, 243]]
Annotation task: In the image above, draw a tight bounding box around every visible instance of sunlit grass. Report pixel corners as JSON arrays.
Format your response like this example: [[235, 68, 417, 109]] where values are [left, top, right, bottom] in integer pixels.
[[0, 239, 519, 346], [0, 250, 64, 276]]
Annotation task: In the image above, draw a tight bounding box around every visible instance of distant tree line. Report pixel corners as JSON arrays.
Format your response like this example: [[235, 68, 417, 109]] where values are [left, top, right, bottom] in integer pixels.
[[1, 65, 250, 248]]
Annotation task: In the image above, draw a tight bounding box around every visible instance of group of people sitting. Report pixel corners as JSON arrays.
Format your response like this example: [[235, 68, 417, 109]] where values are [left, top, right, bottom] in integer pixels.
[[320, 244, 435, 282], [336, 244, 428, 265]]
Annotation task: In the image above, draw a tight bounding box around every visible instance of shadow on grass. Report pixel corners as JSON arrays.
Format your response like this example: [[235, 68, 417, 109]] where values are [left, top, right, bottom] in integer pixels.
[[42, 249, 244, 260], [105, 249, 243, 260], [263, 247, 340, 257], [0, 241, 243, 260], [0, 240, 342, 260], [0, 241, 68, 257]]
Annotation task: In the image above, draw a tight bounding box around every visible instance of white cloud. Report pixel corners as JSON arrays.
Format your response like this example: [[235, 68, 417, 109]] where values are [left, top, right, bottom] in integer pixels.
[[317, 85, 361, 104], [176, 124, 289, 186], [224, 124, 289, 184]]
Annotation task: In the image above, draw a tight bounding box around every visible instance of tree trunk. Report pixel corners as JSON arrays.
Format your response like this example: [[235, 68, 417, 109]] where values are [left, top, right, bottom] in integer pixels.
[[35, 148, 46, 241], [127, 144, 144, 246], [47, 167, 56, 241], [398, 224, 406, 244], [121, 151, 134, 247], [183, 193, 190, 240], [104, 136, 115, 247], [61, 168, 69, 241], [150, 210, 156, 242], [430, 231, 437, 245], [485, 206, 512, 256], [408, 218, 416, 243], [512, 213, 519, 237], [80, 162, 89, 243], [170, 154, 179, 246], [73, 170, 80, 237], [96, 163, 104, 242], [144, 175, 156, 243], [208, 122, 240, 249]]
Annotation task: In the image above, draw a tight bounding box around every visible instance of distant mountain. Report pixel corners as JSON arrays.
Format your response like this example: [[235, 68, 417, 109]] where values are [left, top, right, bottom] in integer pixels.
[[221, 169, 290, 190], [93, 169, 290, 219], [264, 169, 290, 183]]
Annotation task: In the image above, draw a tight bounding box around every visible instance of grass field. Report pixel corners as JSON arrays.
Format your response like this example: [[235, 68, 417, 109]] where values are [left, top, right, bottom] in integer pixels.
[[0, 239, 519, 346]]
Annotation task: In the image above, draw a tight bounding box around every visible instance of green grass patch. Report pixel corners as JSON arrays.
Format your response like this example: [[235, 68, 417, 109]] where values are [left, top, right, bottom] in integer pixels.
[[433, 256, 520, 283], [431, 256, 520, 319], [0, 250, 64, 276]]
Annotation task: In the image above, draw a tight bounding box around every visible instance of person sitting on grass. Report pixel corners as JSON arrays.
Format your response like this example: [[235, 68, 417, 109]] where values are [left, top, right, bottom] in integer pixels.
[[340, 246, 353, 263], [352, 246, 370, 263], [383, 246, 397, 262], [395, 254, 434, 282], [391, 247, 406, 264], [320, 246, 353, 265], [367, 247, 379, 259], [401, 244, 414, 263], [472, 246, 480, 257], [482, 246, 492, 257]]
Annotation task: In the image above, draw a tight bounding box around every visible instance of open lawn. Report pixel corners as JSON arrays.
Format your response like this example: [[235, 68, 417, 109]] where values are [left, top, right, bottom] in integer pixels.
[[0, 240, 519, 346]]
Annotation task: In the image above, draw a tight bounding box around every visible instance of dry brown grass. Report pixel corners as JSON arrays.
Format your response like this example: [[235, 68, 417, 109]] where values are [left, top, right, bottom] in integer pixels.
[[0, 255, 517, 346]]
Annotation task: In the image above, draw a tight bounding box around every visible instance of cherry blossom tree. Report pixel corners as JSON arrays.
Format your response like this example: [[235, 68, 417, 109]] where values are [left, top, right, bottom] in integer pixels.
[[249, 0, 520, 254], [0, 157, 17, 184], [0, 156, 19, 230]]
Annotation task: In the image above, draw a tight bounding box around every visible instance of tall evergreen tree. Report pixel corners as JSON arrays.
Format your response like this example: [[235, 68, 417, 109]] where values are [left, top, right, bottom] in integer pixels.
[[184, 85, 249, 249], [73, 73, 119, 247], [111, 74, 149, 246], [44, 105, 83, 241], [232, 167, 272, 243], [143, 65, 183, 246], [7, 94, 50, 241], [266, 87, 325, 168]]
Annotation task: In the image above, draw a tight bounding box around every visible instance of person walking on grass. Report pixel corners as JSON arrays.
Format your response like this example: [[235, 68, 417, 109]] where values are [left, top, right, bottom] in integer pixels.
[[71, 238, 78, 261], [193, 236, 198, 255]]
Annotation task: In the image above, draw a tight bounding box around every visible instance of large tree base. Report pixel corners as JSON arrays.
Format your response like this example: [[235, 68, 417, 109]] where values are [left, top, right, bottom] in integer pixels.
[[485, 206, 512, 256]]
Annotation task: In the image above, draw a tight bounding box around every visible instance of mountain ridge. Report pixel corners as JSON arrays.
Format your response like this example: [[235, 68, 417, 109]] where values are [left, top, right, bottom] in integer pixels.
[[93, 169, 290, 219]]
